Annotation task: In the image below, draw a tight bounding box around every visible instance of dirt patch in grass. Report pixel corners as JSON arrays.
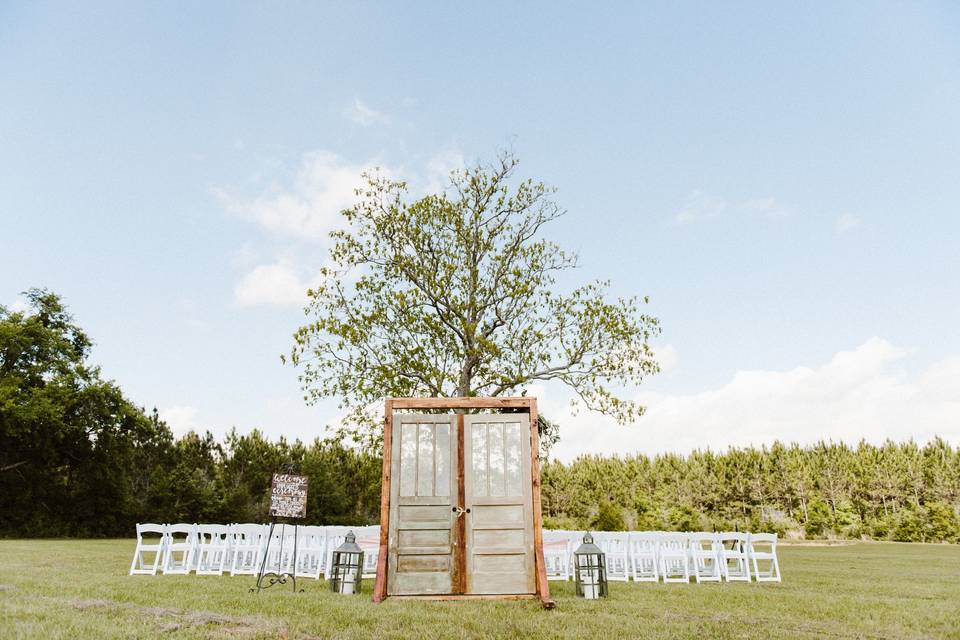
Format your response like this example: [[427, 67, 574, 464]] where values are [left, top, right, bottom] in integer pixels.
[[67, 597, 281, 637], [73, 599, 116, 610]]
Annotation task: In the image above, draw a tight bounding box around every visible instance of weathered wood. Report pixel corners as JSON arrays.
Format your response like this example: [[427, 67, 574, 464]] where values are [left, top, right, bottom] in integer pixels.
[[387, 414, 456, 596], [268, 473, 308, 519], [372, 399, 393, 603], [390, 397, 533, 409], [454, 413, 466, 594], [376, 397, 555, 608], [463, 414, 536, 596], [387, 594, 537, 602], [528, 400, 555, 609]]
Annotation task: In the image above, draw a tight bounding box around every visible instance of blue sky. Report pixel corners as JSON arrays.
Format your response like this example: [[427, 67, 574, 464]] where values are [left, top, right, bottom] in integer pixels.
[[3, 2, 959, 460]]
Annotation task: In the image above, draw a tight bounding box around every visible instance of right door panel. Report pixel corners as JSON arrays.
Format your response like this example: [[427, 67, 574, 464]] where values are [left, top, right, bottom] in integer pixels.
[[463, 414, 535, 594]]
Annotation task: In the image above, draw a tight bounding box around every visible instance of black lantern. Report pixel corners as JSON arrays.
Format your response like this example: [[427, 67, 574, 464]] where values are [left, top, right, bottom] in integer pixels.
[[329, 531, 364, 595], [573, 532, 608, 599]]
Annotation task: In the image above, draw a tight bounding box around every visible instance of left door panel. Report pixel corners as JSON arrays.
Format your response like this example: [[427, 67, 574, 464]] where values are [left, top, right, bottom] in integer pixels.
[[387, 414, 457, 595]]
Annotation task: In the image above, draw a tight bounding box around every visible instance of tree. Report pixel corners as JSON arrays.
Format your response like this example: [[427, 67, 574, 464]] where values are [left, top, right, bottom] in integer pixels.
[[804, 498, 833, 538], [0, 289, 174, 536], [591, 500, 627, 531], [286, 153, 661, 447]]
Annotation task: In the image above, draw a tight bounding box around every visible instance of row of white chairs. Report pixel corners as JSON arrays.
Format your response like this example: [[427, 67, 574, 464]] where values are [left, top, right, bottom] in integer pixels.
[[131, 525, 779, 584], [542, 530, 781, 583], [129, 523, 380, 579]]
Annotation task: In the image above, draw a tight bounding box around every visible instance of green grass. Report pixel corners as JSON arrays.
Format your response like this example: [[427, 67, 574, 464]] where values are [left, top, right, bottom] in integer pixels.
[[1, 540, 959, 639]]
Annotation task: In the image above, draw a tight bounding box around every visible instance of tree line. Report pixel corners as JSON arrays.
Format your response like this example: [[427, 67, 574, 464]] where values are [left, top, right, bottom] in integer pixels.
[[3, 290, 958, 541], [541, 440, 960, 543], [0, 289, 380, 537]]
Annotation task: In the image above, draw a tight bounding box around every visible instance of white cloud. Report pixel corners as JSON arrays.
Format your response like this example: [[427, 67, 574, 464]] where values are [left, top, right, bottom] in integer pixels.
[[158, 405, 203, 438], [343, 98, 389, 126], [223, 148, 466, 306], [548, 338, 960, 461], [424, 150, 465, 194], [672, 191, 790, 225], [234, 258, 315, 306], [653, 344, 678, 373], [835, 213, 861, 235], [8, 296, 29, 314], [741, 197, 788, 219], [673, 190, 726, 224], [221, 150, 386, 239]]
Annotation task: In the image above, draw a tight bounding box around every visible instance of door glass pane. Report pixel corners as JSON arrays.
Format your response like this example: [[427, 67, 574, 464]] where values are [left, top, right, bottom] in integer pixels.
[[417, 424, 435, 496], [505, 422, 523, 496], [399, 423, 417, 497], [471, 424, 488, 497], [489, 423, 505, 497], [435, 422, 450, 497]]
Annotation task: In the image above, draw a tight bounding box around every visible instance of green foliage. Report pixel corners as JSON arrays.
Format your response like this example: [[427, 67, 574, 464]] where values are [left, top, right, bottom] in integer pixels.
[[633, 495, 665, 530], [541, 440, 960, 542], [870, 514, 893, 540], [542, 515, 581, 530], [286, 152, 660, 449], [926, 502, 960, 543], [668, 505, 704, 532], [893, 505, 927, 542], [0, 290, 381, 537], [5, 289, 960, 544], [0, 290, 172, 536], [590, 500, 627, 531]]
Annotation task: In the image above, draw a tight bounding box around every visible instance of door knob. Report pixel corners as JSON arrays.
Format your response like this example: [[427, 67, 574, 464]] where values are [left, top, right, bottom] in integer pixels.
[[451, 507, 471, 516]]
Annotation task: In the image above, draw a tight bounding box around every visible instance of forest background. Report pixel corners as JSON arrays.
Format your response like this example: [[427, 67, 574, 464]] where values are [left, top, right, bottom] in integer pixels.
[[2, 290, 958, 543]]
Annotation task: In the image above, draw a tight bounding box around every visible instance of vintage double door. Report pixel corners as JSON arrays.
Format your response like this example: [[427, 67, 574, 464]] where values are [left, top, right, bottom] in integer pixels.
[[387, 413, 536, 596]]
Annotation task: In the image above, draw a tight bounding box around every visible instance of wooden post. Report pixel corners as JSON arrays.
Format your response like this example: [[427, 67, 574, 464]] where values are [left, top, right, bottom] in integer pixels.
[[528, 399, 555, 608], [372, 399, 393, 603]]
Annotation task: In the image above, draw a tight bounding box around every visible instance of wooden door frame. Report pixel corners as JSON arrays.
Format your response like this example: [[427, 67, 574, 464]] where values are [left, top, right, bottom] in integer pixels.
[[373, 397, 555, 609]]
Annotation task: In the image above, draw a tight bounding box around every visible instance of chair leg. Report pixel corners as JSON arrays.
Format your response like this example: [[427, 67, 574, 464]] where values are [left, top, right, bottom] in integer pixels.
[[129, 546, 140, 575]]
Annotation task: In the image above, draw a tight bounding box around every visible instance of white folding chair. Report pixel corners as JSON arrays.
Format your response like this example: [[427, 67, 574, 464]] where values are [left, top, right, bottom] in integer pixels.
[[543, 531, 572, 581], [746, 533, 781, 582], [688, 533, 722, 582], [195, 524, 231, 575], [355, 526, 381, 579], [162, 523, 198, 574], [596, 532, 631, 582], [717, 532, 751, 582], [627, 532, 660, 582], [567, 531, 587, 574], [294, 526, 327, 580], [658, 532, 690, 583], [129, 523, 167, 575], [230, 523, 267, 576]]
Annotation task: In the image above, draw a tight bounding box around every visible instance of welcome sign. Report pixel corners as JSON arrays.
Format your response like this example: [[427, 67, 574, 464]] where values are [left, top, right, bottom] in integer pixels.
[[269, 473, 308, 519]]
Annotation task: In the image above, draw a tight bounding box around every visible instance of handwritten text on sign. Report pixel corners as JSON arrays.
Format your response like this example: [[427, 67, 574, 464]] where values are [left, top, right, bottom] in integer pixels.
[[270, 473, 308, 518]]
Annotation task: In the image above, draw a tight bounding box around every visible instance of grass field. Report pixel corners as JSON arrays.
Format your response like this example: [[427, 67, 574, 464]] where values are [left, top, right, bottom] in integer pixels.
[[1, 540, 959, 639]]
